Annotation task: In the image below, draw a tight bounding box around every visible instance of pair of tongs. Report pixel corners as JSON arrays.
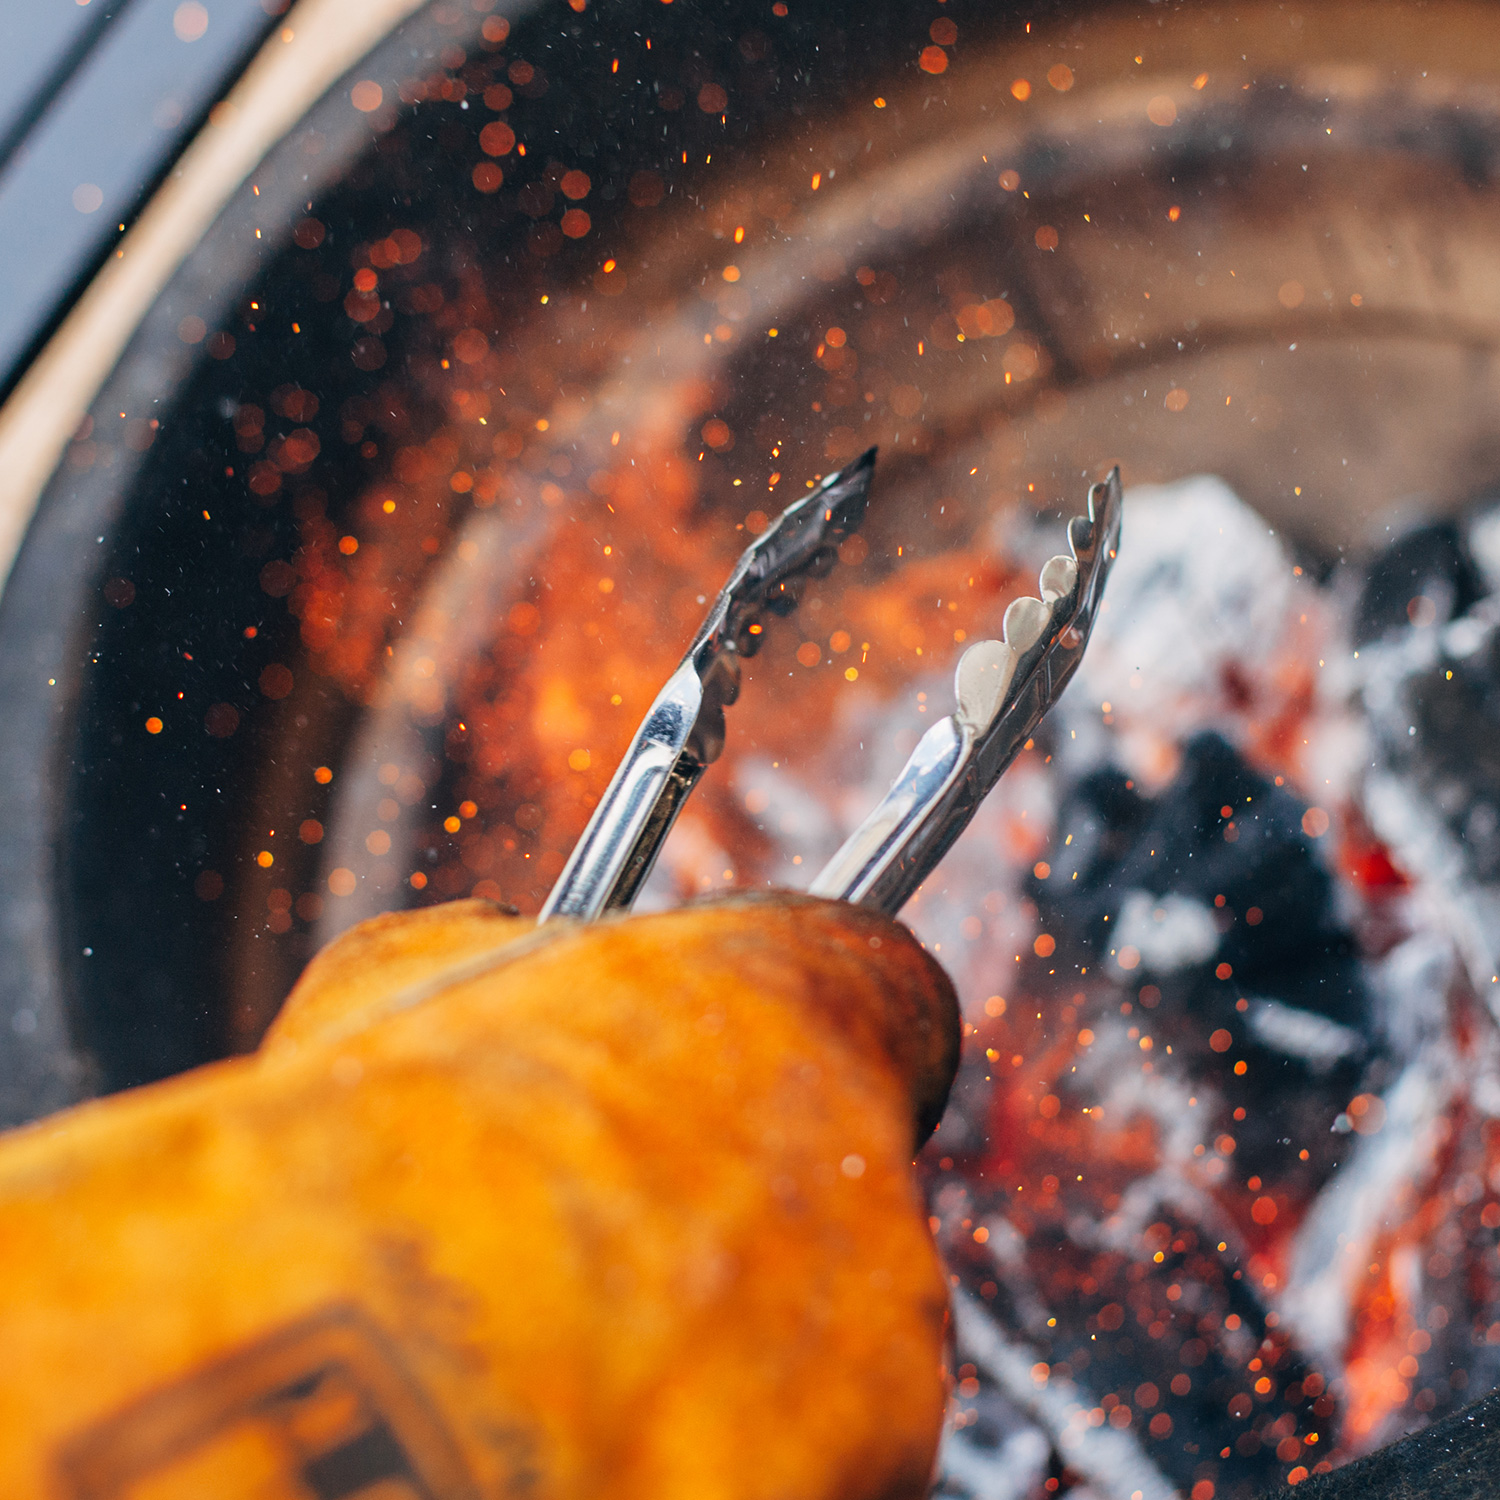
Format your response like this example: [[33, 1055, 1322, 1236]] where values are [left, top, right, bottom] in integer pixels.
[[539, 450, 1121, 923]]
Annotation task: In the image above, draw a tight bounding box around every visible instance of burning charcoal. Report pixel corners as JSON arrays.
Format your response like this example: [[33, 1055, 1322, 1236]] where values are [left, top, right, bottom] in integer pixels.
[[934, 1193, 1332, 1500], [1356, 516, 1500, 1015], [930, 730, 1383, 1498], [1367, 613, 1500, 888], [1059, 475, 1318, 781], [1354, 522, 1485, 645], [1034, 1216, 1324, 1500], [921, 480, 1500, 1489], [1036, 733, 1367, 1041], [1038, 733, 1375, 1193]]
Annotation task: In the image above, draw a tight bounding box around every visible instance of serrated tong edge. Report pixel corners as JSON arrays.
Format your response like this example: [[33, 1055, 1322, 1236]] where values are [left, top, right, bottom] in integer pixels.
[[807, 467, 1122, 916], [539, 449, 878, 922]]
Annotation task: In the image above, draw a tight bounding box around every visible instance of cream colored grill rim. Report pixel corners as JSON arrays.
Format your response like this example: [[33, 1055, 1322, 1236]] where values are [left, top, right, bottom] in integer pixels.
[[0, 0, 424, 594]]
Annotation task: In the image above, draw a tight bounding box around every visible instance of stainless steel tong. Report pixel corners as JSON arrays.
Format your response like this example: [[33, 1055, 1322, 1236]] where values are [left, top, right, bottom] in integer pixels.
[[540, 455, 1121, 922], [539, 449, 878, 921], [809, 468, 1121, 913]]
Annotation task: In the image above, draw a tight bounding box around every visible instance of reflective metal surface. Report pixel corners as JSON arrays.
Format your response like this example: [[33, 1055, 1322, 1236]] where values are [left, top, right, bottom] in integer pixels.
[[541, 449, 875, 921], [812, 468, 1119, 913]]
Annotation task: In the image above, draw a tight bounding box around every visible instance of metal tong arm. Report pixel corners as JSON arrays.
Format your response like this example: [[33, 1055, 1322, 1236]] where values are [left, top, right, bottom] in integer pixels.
[[539, 449, 878, 922], [808, 467, 1122, 916]]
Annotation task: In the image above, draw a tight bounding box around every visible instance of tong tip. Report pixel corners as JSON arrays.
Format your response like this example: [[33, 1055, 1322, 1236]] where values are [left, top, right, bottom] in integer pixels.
[[805, 445, 878, 535]]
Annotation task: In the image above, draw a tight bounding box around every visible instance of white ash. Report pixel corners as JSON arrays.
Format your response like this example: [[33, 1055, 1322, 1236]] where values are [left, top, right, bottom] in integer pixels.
[[936, 1420, 1051, 1500], [1059, 474, 1307, 785], [1244, 997, 1365, 1071], [1281, 1051, 1456, 1369], [1467, 505, 1500, 595], [950, 1293, 1180, 1500], [1110, 890, 1220, 973], [1367, 931, 1459, 1062]]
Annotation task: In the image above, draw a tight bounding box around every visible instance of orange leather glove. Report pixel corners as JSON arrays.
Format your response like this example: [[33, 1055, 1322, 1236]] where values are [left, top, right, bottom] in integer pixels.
[[0, 894, 958, 1500]]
